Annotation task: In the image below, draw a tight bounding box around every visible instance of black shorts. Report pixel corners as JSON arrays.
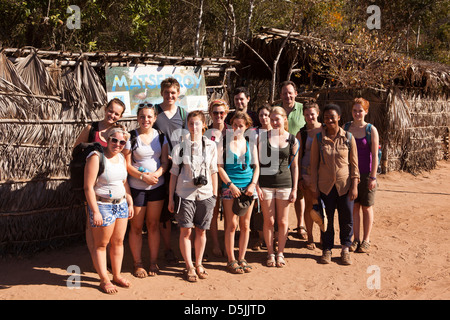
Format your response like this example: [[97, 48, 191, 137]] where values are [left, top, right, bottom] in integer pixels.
[[130, 185, 166, 207]]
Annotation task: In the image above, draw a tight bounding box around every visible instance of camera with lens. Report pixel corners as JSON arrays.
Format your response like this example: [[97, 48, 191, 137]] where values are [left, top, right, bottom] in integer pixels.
[[193, 174, 208, 186]]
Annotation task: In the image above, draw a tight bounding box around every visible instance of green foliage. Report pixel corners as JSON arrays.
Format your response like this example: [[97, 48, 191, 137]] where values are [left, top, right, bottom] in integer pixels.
[[0, 0, 447, 64]]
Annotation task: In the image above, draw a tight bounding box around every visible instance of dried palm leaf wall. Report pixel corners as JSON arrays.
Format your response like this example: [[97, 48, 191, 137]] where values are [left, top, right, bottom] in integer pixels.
[[315, 86, 449, 174], [0, 51, 109, 256]]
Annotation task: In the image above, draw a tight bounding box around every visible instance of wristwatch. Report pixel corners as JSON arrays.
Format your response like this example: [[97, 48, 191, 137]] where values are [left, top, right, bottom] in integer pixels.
[[226, 181, 233, 187], [139, 174, 144, 180], [369, 176, 377, 180]]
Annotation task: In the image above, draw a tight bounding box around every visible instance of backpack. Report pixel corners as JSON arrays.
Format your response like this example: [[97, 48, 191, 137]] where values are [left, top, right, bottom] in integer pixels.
[[129, 128, 166, 164], [87, 121, 99, 142], [343, 122, 381, 170], [316, 130, 352, 165], [70, 142, 105, 201]]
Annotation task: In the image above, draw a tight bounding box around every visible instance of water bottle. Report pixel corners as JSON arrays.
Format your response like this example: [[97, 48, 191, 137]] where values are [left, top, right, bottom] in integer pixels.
[[138, 166, 150, 173]]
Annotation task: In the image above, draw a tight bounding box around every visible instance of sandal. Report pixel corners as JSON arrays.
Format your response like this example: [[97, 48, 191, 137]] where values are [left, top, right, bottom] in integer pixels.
[[112, 276, 131, 288], [148, 263, 159, 277], [266, 254, 276, 267], [306, 242, 316, 250], [185, 268, 198, 282], [227, 260, 244, 274], [99, 281, 117, 294], [133, 262, 147, 278], [357, 240, 370, 253], [238, 259, 253, 273], [276, 253, 286, 268], [295, 226, 308, 240], [195, 265, 209, 279]]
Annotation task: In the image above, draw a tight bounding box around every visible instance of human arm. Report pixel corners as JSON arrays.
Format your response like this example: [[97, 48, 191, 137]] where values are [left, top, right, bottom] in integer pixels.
[[244, 141, 260, 197], [289, 138, 300, 203], [123, 179, 134, 219], [369, 125, 379, 190], [168, 173, 178, 213], [348, 136, 360, 201], [83, 153, 102, 226], [310, 135, 320, 198]]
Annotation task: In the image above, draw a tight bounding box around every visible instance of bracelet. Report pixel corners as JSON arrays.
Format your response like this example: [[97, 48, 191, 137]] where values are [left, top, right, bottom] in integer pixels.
[[369, 176, 377, 180]]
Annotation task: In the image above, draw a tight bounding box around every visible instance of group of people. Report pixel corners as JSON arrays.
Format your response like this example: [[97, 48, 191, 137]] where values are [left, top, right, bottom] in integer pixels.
[[74, 78, 379, 294]]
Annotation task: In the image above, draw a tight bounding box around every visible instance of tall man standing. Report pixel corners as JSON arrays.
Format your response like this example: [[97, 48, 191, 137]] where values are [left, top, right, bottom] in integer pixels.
[[154, 77, 188, 264], [277, 80, 307, 240], [279, 81, 305, 135]]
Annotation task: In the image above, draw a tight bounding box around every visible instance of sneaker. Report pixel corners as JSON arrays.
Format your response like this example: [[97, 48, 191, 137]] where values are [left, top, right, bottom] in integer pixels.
[[319, 250, 332, 264], [340, 251, 352, 265], [357, 240, 370, 253], [349, 240, 360, 252]]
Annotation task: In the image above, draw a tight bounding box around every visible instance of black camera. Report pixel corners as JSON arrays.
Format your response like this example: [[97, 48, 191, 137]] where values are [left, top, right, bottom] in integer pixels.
[[193, 175, 208, 186]]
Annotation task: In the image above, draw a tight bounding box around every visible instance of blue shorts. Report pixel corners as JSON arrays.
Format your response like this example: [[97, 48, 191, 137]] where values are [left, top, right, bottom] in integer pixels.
[[88, 199, 129, 227], [130, 185, 166, 207]]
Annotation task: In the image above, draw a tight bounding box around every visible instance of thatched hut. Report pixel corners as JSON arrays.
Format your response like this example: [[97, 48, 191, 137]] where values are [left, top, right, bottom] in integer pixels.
[[0, 48, 237, 256], [236, 28, 450, 174]]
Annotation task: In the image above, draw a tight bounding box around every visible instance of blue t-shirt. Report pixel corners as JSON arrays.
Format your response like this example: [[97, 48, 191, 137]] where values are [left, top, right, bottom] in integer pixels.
[[222, 140, 254, 188]]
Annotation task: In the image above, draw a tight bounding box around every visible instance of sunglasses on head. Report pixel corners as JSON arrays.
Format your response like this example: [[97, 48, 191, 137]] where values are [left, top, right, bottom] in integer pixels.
[[138, 103, 154, 109], [110, 137, 127, 146]]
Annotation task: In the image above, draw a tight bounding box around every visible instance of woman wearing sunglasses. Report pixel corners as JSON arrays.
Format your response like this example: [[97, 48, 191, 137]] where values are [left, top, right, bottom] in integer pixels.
[[84, 124, 134, 294], [206, 99, 230, 258], [73, 98, 126, 261], [218, 112, 259, 274], [123, 104, 169, 278]]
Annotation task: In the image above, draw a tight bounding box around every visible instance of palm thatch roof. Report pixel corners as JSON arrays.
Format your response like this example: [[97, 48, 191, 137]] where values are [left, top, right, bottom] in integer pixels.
[[0, 50, 108, 256], [237, 27, 450, 95]]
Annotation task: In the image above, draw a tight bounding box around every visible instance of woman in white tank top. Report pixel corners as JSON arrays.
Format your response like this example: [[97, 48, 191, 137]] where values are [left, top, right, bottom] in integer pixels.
[[84, 124, 134, 294]]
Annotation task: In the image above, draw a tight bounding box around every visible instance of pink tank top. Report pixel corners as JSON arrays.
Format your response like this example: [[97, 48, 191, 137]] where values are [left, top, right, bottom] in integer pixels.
[[93, 131, 107, 147]]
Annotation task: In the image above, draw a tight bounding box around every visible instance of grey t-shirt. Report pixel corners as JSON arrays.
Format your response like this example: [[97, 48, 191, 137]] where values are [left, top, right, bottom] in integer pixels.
[[154, 105, 188, 153]]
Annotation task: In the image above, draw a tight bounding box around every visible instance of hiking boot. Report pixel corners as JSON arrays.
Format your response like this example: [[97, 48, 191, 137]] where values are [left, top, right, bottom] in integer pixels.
[[319, 250, 332, 264], [341, 251, 352, 265]]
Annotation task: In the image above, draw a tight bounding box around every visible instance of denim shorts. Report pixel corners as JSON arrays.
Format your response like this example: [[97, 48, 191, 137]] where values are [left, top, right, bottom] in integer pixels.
[[88, 199, 129, 227]]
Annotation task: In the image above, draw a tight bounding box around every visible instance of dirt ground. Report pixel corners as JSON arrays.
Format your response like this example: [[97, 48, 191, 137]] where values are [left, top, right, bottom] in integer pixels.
[[1, 161, 449, 301]]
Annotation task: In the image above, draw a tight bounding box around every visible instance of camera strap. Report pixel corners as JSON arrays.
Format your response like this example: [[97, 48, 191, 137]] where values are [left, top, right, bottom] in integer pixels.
[[178, 136, 207, 178]]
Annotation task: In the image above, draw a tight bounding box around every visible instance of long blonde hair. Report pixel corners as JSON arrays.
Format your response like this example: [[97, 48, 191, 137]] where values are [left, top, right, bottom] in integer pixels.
[[270, 106, 289, 132]]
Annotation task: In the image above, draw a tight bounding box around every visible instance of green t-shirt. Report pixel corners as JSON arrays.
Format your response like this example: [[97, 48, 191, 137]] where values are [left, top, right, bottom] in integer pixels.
[[277, 101, 305, 136]]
